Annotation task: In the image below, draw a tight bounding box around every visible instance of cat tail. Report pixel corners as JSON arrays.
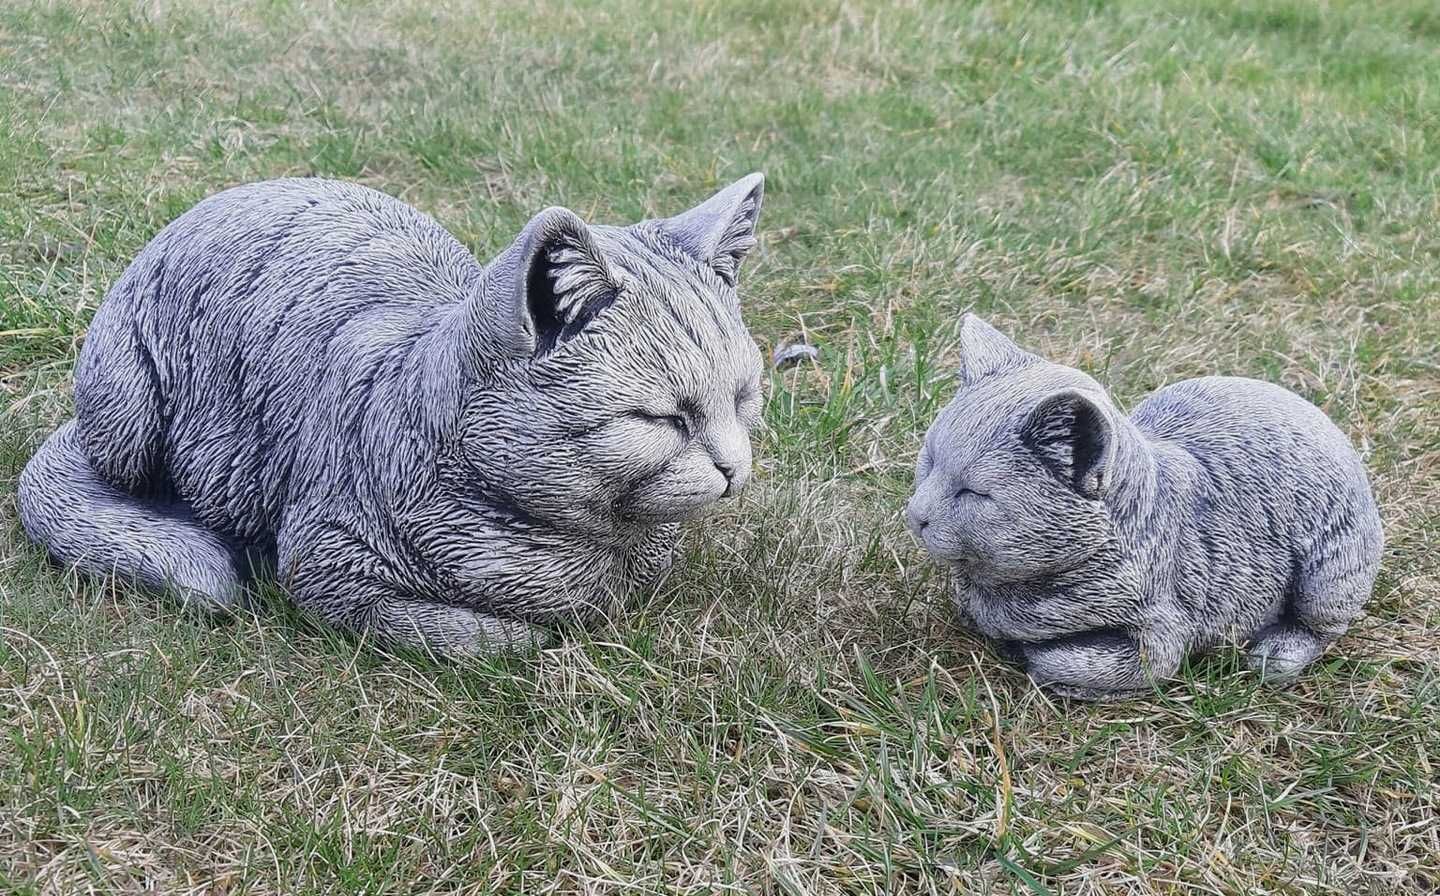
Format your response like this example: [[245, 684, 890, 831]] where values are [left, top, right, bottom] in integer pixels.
[[17, 420, 248, 612]]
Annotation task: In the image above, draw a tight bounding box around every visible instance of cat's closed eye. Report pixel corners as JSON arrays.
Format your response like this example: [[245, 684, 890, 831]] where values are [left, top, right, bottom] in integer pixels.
[[633, 411, 690, 438], [955, 487, 990, 501]]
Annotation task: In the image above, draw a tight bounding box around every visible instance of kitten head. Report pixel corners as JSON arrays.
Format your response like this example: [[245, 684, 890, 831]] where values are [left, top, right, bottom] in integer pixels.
[[458, 175, 766, 534], [905, 314, 1124, 582]]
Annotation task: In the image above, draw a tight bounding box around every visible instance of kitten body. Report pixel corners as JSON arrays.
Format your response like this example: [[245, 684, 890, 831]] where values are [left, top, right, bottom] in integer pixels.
[[18, 176, 766, 656], [907, 315, 1382, 699]]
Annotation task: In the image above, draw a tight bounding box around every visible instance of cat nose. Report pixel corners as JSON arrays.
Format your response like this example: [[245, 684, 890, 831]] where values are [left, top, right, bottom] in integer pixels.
[[905, 501, 930, 533], [716, 460, 745, 496], [708, 428, 752, 496]]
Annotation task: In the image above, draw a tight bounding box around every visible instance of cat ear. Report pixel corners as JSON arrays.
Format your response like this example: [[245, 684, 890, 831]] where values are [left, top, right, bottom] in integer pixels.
[[483, 206, 621, 357], [1020, 389, 1117, 500], [658, 173, 764, 286], [957, 314, 1037, 385]]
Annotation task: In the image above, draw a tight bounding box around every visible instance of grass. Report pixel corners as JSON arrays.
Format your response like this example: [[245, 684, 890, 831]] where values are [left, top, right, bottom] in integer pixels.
[[2, 0, 1438, 892]]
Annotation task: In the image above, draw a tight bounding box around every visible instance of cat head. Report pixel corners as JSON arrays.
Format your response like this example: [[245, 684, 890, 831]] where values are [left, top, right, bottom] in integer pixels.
[[457, 175, 766, 533], [905, 314, 1125, 582]]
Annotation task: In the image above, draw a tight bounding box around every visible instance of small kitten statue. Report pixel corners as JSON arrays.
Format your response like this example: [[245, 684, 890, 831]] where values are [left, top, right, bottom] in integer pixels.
[[906, 314, 1383, 700], [18, 175, 767, 657]]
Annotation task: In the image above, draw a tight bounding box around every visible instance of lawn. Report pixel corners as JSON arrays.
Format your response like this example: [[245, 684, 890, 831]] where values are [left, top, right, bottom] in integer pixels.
[[2, 0, 1438, 893]]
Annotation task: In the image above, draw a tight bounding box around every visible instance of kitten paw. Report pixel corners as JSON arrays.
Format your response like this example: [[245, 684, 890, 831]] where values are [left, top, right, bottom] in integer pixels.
[[1246, 623, 1328, 683]]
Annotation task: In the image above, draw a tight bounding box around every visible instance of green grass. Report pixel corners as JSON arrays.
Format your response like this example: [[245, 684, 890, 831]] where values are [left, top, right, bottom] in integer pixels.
[[2, 0, 1438, 892]]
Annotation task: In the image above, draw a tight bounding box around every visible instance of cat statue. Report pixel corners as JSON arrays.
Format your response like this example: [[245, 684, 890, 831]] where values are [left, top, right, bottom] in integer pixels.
[[905, 314, 1383, 700], [18, 175, 767, 657]]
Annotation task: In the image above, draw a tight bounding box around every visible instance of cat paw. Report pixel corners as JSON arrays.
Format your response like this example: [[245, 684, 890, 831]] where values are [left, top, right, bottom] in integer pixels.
[[443, 611, 554, 659], [375, 602, 553, 659], [1037, 681, 1153, 702], [1246, 623, 1327, 683], [174, 581, 257, 616]]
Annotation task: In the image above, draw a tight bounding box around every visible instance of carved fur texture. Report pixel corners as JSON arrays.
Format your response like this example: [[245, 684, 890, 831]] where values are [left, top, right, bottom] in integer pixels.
[[906, 315, 1383, 700], [18, 175, 767, 657]]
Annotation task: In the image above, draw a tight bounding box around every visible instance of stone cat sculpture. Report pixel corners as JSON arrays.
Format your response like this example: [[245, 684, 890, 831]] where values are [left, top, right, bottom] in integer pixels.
[[906, 314, 1383, 699], [18, 175, 767, 656]]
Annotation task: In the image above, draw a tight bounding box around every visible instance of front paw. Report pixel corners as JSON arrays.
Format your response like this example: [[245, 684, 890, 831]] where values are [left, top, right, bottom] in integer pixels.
[[630, 530, 678, 590], [1039, 681, 1151, 702], [1004, 629, 1165, 701], [996, 641, 1143, 700]]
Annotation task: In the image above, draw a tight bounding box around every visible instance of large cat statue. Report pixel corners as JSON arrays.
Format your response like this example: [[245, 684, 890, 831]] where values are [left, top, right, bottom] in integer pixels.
[[18, 175, 767, 657], [905, 314, 1383, 700]]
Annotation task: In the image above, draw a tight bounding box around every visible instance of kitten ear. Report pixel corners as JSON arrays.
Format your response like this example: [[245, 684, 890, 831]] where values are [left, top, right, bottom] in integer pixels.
[[1020, 389, 1117, 500], [658, 173, 764, 286], [484, 206, 621, 357], [958, 314, 1038, 385]]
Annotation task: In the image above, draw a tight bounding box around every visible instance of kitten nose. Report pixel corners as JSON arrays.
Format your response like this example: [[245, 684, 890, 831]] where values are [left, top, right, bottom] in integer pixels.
[[905, 501, 930, 534]]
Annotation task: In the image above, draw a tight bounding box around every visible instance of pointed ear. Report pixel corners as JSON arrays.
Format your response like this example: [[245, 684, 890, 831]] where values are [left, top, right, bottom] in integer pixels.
[[957, 313, 1037, 385], [480, 207, 621, 357], [658, 173, 764, 286], [1020, 389, 1117, 500]]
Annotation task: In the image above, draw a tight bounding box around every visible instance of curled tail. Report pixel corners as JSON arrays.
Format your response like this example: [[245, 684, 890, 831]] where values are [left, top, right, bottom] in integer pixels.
[[17, 420, 246, 611]]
